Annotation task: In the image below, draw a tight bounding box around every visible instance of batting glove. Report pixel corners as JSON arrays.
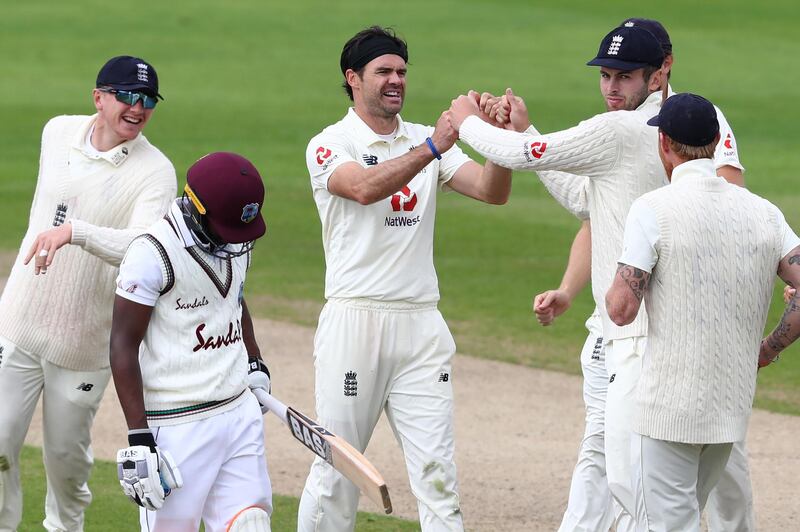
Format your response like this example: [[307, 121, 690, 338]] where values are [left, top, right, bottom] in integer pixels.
[[248, 356, 271, 414], [116, 429, 183, 511]]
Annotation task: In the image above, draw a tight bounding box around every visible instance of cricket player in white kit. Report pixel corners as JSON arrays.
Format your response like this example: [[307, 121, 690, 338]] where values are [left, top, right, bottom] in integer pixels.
[[447, 25, 669, 530], [0, 55, 175, 532], [298, 26, 517, 532], [110, 152, 272, 532], [528, 18, 751, 531], [607, 92, 800, 531]]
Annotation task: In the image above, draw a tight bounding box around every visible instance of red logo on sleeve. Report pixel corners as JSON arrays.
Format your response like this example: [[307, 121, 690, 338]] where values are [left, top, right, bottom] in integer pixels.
[[316, 147, 332, 165], [530, 142, 547, 159], [723, 134, 733, 150], [390, 186, 418, 212]]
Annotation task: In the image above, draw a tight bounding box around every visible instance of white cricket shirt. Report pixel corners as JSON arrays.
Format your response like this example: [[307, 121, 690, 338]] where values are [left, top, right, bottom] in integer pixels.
[[306, 108, 470, 303]]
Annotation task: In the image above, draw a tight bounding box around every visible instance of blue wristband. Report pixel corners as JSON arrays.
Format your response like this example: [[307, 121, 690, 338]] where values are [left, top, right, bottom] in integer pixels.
[[425, 137, 442, 160]]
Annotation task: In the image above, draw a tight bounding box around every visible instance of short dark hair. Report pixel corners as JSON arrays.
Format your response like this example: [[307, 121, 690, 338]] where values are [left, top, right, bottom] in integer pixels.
[[340, 26, 408, 101], [642, 64, 661, 85]]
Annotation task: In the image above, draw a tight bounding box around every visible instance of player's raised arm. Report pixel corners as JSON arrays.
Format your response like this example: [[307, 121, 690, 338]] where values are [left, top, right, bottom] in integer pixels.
[[326, 111, 458, 205]]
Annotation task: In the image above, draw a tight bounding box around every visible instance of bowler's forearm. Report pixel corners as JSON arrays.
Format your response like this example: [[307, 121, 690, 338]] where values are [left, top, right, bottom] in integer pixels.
[[764, 293, 800, 355]]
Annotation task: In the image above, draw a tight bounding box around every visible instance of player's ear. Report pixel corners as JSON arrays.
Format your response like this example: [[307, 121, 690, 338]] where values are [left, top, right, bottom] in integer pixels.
[[93, 89, 104, 111], [345, 69, 360, 93]]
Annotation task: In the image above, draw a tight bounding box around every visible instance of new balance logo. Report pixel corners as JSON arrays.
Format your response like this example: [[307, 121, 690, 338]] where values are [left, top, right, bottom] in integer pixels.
[[438, 373, 449, 383], [362, 154, 378, 166], [53, 203, 67, 226], [76, 383, 94, 392], [344, 371, 357, 397]]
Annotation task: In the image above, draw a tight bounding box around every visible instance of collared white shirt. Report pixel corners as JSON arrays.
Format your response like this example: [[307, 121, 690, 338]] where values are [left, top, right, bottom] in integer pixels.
[[67, 114, 139, 177], [306, 108, 471, 302], [619, 158, 798, 272]]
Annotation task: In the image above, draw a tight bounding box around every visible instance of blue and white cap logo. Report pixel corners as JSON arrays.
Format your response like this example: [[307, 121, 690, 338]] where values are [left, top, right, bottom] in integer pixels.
[[241, 203, 259, 223]]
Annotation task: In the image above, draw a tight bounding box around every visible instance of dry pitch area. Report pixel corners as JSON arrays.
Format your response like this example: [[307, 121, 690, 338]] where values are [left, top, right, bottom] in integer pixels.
[[22, 317, 800, 530]]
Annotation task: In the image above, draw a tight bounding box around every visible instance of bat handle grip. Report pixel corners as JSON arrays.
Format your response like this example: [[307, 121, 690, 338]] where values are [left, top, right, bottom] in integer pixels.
[[252, 388, 289, 424]]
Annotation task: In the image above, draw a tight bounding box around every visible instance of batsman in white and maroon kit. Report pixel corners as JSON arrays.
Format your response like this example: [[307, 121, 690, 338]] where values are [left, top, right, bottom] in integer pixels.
[[298, 26, 515, 532], [110, 152, 273, 532]]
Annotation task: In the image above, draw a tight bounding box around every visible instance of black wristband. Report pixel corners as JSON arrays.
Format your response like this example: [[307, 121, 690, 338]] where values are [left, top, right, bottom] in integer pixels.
[[128, 429, 157, 451], [248, 356, 271, 378]]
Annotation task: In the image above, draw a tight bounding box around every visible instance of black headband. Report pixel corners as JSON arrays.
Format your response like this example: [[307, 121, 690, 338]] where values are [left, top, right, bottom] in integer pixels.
[[340, 35, 408, 74]]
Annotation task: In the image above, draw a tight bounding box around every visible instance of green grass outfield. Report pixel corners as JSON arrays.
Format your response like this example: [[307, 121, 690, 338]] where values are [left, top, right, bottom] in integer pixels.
[[18, 446, 420, 531], [3, 0, 800, 527]]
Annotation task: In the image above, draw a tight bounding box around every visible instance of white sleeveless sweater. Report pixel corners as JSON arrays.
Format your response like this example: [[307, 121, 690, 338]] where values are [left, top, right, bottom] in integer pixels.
[[635, 176, 783, 443], [137, 216, 250, 426]]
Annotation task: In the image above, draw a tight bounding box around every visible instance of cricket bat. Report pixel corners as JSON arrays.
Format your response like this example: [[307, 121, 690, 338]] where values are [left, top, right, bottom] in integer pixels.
[[252, 389, 392, 514]]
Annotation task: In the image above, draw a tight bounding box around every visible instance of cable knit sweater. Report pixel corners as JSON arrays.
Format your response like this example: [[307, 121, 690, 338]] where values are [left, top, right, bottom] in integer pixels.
[[459, 91, 667, 340], [634, 162, 788, 443], [0, 115, 176, 370]]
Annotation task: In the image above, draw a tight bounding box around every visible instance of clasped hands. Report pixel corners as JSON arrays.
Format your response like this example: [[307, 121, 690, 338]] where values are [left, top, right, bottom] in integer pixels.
[[445, 88, 531, 134]]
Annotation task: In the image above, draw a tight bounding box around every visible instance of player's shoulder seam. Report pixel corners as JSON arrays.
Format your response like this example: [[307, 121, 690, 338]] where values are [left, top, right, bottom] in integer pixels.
[[138, 232, 175, 295]]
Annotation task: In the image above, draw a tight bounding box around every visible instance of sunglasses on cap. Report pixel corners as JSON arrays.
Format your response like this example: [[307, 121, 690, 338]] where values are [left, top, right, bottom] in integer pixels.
[[98, 87, 158, 109]]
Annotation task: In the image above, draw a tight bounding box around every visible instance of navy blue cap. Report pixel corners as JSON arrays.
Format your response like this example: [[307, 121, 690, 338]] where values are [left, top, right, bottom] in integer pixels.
[[647, 93, 719, 146], [587, 25, 664, 71], [96, 56, 162, 100], [620, 18, 672, 54]]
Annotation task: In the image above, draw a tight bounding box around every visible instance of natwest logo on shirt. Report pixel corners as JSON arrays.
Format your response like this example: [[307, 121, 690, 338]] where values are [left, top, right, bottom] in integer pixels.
[[316, 147, 332, 165], [315, 146, 339, 171], [523, 141, 547, 162], [723, 133, 734, 150], [390, 186, 417, 212]]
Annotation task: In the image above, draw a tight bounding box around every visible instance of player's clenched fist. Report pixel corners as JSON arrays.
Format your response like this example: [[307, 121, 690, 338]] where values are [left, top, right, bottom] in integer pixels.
[[533, 289, 572, 326], [116, 429, 183, 511], [784, 284, 796, 304]]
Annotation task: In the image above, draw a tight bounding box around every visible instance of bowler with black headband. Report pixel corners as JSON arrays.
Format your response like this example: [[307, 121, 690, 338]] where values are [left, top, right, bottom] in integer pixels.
[[300, 25, 520, 532], [606, 92, 800, 531], [0, 54, 176, 531]]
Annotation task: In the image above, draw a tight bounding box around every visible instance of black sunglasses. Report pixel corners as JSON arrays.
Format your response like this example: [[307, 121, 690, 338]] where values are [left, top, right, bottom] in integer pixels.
[[98, 88, 158, 109]]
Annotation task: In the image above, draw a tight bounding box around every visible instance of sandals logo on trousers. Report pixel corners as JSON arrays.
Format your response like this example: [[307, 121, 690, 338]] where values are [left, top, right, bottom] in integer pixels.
[[344, 371, 358, 397]]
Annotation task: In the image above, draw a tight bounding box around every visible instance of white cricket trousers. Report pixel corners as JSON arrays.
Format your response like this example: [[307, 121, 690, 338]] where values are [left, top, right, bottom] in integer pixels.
[[140, 393, 272, 532], [557, 312, 613, 532], [605, 337, 756, 532], [0, 336, 110, 532], [631, 433, 732, 532], [298, 298, 462, 532]]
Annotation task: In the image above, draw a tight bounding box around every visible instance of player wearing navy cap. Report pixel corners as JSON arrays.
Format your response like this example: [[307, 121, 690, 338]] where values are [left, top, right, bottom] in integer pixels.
[[111, 152, 272, 531], [524, 17, 751, 532], [448, 24, 667, 530], [0, 55, 175, 532], [607, 93, 800, 531]]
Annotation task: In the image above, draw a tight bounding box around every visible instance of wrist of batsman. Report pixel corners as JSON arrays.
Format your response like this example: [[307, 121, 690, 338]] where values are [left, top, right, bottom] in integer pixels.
[[248, 356, 270, 378], [127, 428, 157, 451]]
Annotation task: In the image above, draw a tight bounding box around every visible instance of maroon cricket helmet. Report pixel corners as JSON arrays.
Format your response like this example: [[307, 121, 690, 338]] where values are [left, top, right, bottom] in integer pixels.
[[185, 152, 266, 244]]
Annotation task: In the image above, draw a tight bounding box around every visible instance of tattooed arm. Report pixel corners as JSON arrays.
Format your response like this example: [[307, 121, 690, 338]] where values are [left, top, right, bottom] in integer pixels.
[[605, 263, 652, 326], [760, 245, 800, 368]]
